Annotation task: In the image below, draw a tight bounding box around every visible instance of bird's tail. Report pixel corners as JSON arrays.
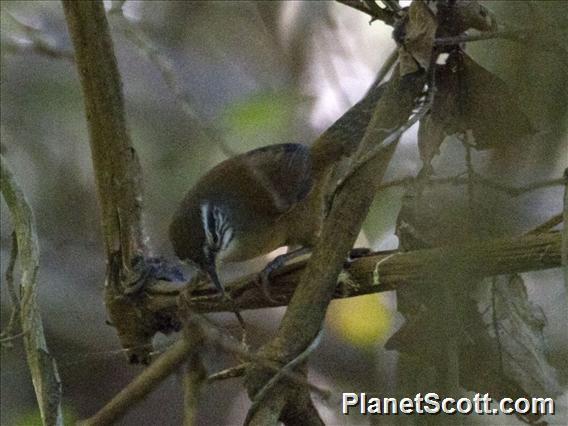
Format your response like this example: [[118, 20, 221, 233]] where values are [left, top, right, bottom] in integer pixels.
[[310, 81, 387, 176]]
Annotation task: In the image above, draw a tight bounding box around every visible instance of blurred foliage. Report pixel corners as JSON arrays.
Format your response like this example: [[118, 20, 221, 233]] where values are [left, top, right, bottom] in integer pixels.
[[328, 294, 393, 348], [14, 406, 77, 426], [220, 89, 311, 152]]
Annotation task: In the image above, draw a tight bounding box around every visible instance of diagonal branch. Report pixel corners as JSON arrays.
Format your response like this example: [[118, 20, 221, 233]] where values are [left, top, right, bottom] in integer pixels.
[[107, 5, 235, 157], [336, 0, 397, 26], [241, 69, 427, 424], [77, 335, 194, 426], [3, 11, 75, 61], [1, 155, 63, 426]]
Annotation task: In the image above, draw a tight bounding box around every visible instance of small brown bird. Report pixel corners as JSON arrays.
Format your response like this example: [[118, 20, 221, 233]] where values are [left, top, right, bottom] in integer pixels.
[[169, 82, 386, 295]]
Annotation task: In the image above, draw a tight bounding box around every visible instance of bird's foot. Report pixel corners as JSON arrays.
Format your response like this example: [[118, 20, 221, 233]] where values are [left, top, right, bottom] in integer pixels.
[[256, 257, 286, 305], [256, 247, 311, 304]]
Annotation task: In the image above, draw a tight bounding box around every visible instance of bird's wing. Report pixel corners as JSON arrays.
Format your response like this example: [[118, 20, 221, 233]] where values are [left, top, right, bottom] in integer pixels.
[[239, 143, 313, 214]]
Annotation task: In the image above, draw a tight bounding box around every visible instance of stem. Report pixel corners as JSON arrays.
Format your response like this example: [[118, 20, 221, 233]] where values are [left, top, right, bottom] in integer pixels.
[[78, 338, 193, 426], [1, 155, 63, 426]]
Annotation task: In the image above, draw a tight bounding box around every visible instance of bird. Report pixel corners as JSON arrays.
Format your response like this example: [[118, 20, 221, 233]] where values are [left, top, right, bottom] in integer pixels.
[[169, 81, 386, 299]]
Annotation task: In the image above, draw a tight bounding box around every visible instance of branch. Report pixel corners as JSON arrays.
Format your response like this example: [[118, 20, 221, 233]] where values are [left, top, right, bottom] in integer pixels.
[[183, 359, 205, 426], [377, 174, 564, 197], [244, 330, 324, 425], [0, 232, 20, 345], [62, 0, 151, 359], [435, 29, 526, 46], [563, 169, 568, 293], [62, 0, 145, 262], [107, 5, 235, 157], [78, 336, 193, 426], [526, 213, 563, 235], [1, 155, 63, 426], [195, 318, 331, 399], [248, 66, 425, 423], [434, 27, 568, 61], [207, 364, 247, 382], [371, 48, 398, 87], [334, 91, 433, 196], [336, 0, 397, 26], [178, 303, 207, 426], [2, 11, 75, 61], [143, 231, 561, 314]]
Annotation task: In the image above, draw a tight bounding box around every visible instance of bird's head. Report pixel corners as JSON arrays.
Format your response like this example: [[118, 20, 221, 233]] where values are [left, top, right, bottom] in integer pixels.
[[169, 199, 233, 294]]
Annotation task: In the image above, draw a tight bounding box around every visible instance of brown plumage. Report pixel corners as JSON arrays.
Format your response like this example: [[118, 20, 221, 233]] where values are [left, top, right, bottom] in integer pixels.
[[169, 82, 386, 293]]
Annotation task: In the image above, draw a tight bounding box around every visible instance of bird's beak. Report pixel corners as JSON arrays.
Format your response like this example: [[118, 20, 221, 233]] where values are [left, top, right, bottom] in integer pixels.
[[205, 255, 225, 296]]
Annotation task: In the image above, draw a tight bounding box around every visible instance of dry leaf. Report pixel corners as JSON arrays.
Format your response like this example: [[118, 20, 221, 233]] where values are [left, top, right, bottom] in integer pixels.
[[398, 1, 438, 75], [419, 51, 535, 168]]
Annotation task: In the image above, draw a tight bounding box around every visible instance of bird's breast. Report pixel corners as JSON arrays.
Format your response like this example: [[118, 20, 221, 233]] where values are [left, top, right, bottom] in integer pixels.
[[216, 235, 242, 262], [216, 222, 287, 263]]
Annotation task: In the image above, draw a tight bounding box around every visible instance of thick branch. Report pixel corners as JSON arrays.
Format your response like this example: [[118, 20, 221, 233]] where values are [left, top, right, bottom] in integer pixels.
[[1, 155, 63, 426], [242, 70, 426, 423], [62, 0, 145, 262], [145, 231, 561, 314], [62, 0, 150, 362]]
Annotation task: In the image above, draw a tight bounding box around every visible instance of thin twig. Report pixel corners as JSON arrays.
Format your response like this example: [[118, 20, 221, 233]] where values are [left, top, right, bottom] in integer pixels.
[[437, 27, 568, 61], [207, 364, 248, 382], [0, 232, 21, 345], [196, 317, 331, 400], [108, 5, 235, 157], [491, 278, 505, 377], [245, 330, 324, 426], [464, 135, 475, 233], [525, 213, 563, 236], [336, 0, 396, 26], [3, 11, 75, 61], [78, 337, 193, 426], [0, 329, 29, 344], [1, 155, 63, 425], [562, 168, 568, 294], [434, 30, 526, 46], [381, 0, 402, 13], [376, 174, 564, 197], [370, 48, 398, 88], [334, 92, 433, 197]]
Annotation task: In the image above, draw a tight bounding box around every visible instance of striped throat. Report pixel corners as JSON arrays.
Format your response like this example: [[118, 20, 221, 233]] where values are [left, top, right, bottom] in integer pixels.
[[200, 202, 234, 261]]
